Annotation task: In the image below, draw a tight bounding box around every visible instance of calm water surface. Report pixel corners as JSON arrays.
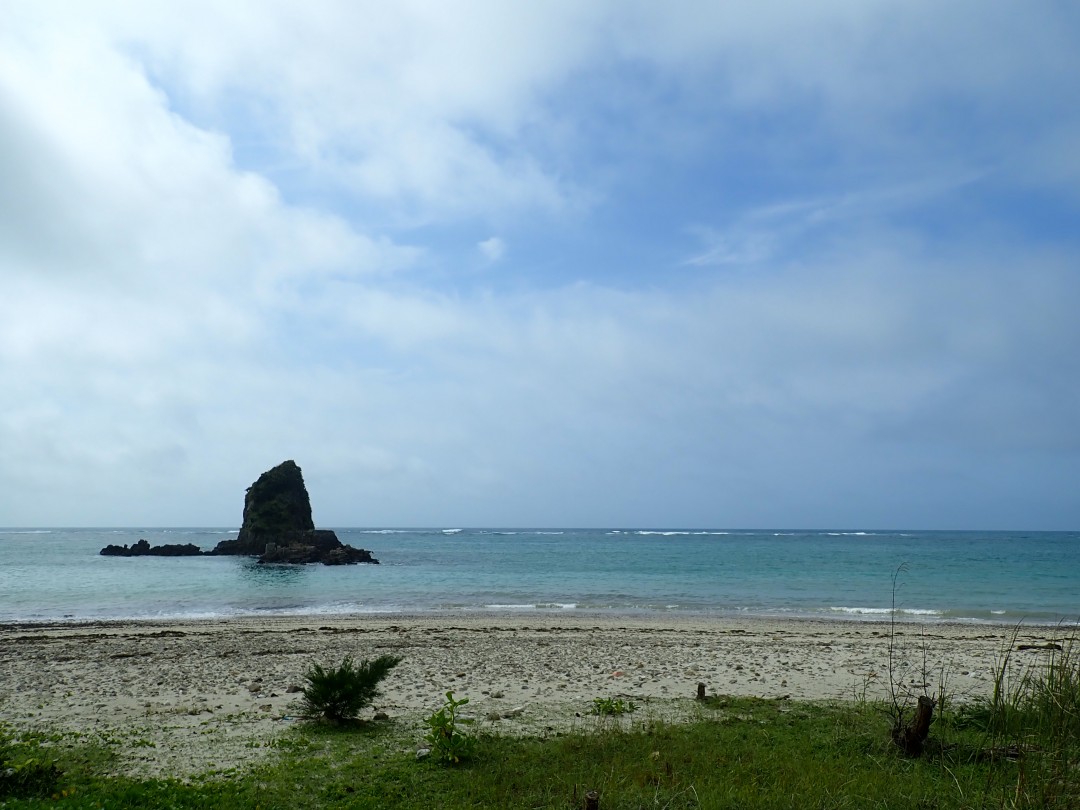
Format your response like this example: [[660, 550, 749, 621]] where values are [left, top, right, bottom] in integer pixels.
[[0, 528, 1076, 624]]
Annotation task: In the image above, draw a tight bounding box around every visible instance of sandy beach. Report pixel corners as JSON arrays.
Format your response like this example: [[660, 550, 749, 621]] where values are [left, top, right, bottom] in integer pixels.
[[0, 614, 1066, 777]]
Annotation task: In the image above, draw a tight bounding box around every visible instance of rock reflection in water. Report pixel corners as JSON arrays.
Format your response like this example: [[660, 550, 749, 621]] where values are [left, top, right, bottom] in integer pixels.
[[239, 559, 308, 586]]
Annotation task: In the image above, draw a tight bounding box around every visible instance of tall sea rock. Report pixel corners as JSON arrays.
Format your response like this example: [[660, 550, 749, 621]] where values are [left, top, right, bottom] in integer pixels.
[[210, 460, 377, 565], [230, 459, 314, 555]]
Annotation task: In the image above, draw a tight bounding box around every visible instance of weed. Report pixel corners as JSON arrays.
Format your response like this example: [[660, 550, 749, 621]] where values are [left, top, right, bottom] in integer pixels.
[[423, 691, 476, 764], [589, 697, 638, 716], [954, 624, 1080, 808]]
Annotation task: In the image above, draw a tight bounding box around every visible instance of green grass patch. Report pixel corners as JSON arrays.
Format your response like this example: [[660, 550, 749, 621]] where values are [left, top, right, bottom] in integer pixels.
[[588, 697, 638, 717]]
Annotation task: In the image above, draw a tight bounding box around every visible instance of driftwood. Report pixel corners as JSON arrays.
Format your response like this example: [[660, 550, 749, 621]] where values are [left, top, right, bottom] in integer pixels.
[[893, 695, 935, 756]]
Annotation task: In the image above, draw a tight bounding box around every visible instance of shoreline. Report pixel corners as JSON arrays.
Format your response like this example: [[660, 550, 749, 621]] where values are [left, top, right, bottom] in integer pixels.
[[3, 608, 1048, 632], [3, 605, 1071, 631], [1, 613, 1071, 778]]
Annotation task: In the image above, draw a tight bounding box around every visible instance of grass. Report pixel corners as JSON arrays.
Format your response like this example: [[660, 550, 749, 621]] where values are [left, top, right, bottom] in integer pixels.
[[949, 627, 1080, 809], [589, 697, 638, 717], [2, 691, 1075, 810], [3, 626, 1077, 809]]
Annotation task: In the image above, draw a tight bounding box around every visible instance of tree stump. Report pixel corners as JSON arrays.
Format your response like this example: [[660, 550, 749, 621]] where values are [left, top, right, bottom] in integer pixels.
[[893, 696, 934, 756]]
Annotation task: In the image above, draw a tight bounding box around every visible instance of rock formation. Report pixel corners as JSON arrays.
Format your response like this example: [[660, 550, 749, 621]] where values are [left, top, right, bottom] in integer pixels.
[[99, 460, 378, 565], [258, 530, 376, 565], [210, 460, 314, 556], [209, 460, 378, 565], [99, 539, 202, 557]]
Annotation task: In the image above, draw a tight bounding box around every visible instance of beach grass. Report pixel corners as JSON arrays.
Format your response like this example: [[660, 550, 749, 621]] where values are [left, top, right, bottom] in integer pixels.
[[4, 691, 1077, 810]]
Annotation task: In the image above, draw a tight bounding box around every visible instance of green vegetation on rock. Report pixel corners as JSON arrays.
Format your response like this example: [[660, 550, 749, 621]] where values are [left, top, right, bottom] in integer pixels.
[[235, 460, 314, 552]]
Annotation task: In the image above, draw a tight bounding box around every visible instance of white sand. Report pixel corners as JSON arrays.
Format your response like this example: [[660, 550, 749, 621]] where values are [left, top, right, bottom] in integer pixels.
[[0, 614, 1064, 777]]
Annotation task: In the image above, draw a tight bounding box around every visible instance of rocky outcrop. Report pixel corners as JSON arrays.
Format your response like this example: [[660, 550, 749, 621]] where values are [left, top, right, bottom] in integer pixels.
[[210, 460, 378, 565], [99, 539, 202, 557], [258, 530, 377, 565], [211, 460, 314, 556], [98, 461, 378, 565]]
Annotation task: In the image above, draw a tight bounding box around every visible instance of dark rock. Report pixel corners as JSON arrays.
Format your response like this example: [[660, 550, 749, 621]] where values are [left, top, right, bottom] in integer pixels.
[[242, 463, 310, 546], [210, 460, 378, 565], [258, 533, 377, 565], [321, 545, 377, 565], [99, 539, 202, 557], [98, 461, 379, 565], [257, 538, 325, 564], [215, 460, 314, 556], [256, 531, 377, 565]]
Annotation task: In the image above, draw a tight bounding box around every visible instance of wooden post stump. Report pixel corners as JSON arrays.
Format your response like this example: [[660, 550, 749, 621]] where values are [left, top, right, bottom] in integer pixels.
[[584, 789, 600, 809], [696, 682, 706, 700], [893, 696, 934, 756]]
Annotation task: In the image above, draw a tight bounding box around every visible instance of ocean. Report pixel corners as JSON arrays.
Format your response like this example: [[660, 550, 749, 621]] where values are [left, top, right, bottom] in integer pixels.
[[0, 528, 1077, 625]]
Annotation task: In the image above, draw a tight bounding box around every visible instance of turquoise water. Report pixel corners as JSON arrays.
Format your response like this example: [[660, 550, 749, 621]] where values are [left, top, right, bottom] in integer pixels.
[[0, 528, 1077, 624]]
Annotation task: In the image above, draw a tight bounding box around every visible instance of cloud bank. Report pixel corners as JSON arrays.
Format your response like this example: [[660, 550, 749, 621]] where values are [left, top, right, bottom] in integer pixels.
[[1, 2, 1078, 528]]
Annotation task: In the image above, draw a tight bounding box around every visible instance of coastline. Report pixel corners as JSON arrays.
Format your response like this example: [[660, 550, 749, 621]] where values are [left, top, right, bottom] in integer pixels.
[[0, 613, 1068, 778]]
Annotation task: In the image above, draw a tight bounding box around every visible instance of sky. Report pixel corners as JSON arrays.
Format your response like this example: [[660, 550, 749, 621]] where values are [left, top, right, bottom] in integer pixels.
[[2, 1, 1079, 530]]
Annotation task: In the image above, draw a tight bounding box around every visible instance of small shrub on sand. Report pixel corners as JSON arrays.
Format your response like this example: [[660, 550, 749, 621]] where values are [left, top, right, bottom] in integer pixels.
[[589, 697, 637, 716], [423, 691, 476, 764], [299, 654, 402, 724]]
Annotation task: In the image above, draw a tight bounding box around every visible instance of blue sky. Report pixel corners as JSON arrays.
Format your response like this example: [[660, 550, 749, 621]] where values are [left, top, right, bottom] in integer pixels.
[[2, 1, 1078, 528]]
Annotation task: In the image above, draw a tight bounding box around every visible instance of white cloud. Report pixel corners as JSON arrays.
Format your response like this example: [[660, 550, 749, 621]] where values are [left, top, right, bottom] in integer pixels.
[[63, 0, 598, 222], [7, 2, 1075, 225], [683, 173, 988, 268], [0, 15, 421, 341], [477, 237, 506, 263], [1, 2, 1077, 527], [3, 228, 1078, 525]]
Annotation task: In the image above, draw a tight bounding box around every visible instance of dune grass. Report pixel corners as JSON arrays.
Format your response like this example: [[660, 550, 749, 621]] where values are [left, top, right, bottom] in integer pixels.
[[949, 629, 1080, 809]]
